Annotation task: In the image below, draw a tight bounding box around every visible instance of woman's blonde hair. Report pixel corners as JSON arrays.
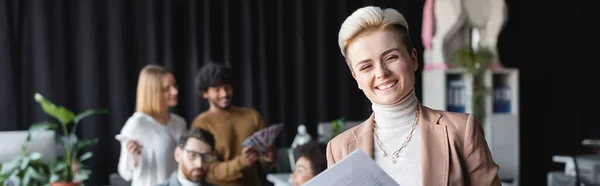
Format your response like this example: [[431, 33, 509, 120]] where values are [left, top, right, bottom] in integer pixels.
[[338, 6, 413, 59], [136, 64, 171, 117]]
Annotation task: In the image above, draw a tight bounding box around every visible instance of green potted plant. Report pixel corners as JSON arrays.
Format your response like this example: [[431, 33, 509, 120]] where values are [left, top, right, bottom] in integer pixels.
[[331, 117, 345, 137], [30, 93, 106, 186], [452, 45, 494, 124], [0, 138, 52, 186]]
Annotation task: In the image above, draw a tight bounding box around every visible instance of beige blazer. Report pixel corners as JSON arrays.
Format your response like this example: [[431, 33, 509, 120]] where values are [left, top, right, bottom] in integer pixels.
[[326, 106, 501, 186]]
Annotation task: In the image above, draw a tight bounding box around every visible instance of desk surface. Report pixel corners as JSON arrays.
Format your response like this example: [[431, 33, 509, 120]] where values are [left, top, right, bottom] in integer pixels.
[[267, 173, 292, 186]]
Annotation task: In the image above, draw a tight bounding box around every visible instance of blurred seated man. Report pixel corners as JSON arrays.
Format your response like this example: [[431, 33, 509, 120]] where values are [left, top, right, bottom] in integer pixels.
[[158, 128, 216, 186], [290, 141, 327, 186]]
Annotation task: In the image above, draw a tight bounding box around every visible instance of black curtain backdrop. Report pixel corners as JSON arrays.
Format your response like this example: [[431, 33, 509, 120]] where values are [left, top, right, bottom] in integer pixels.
[[1, 0, 598, 185], [497, 0, 600, 185]]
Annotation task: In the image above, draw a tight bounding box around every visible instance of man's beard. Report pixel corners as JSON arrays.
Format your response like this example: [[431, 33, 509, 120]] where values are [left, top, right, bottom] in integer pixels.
[[181, 164, 205, 182], [211, 97, 231, 110]]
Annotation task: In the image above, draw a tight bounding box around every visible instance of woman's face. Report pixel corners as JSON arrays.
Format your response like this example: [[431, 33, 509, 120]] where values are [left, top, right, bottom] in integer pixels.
[[162, 73, 178, 107], [290, 157, 314, 186], [345, 29, 418, 105]]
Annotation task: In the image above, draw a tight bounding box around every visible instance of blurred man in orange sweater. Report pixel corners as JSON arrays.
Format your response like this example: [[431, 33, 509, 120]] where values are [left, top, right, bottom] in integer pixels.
[[191, 62, 276, 186]]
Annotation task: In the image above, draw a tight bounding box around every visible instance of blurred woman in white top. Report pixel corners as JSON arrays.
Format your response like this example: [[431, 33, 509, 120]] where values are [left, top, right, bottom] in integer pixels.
[[117, 64, 187, 186]]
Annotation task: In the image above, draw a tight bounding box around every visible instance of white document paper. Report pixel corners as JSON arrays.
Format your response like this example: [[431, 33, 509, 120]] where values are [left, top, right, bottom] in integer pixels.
[[115, 134, 133, 142], [303, 149, 399, 186]]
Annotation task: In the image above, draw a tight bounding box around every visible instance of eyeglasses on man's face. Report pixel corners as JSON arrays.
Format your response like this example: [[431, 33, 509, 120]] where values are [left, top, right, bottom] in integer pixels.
[[183, 148, 216, 163]]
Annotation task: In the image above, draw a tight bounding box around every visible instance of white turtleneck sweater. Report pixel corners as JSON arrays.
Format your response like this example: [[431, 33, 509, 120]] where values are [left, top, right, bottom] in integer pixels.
[[372, 91, 422, 186]]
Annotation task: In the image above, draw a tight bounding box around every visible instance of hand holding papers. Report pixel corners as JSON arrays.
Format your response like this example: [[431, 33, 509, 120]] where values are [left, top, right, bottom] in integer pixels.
[[116, 134, 142, 165], [303, 149, 399, 186], [242, 123, 284, 154]]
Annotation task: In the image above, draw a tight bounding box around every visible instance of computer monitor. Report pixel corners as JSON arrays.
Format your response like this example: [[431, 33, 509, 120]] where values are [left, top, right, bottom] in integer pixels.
[[0, 130, 57, 166]]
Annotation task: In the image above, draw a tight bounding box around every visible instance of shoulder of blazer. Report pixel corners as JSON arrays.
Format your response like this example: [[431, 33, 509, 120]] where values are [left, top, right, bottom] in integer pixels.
[[427, 107, 476, 142], [328, 119, 370, 151]]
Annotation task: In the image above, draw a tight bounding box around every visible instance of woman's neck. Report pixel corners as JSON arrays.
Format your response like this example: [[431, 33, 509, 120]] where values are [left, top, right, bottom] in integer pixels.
[[154, 111, 171, 125], [372, 90, 418, 129]]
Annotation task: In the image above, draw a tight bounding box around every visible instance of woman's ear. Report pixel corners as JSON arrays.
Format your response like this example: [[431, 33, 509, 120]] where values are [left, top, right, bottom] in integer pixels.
[[410, 48, 419, 71], [174, 147, 182, 162], [352, 73, 362, 90]]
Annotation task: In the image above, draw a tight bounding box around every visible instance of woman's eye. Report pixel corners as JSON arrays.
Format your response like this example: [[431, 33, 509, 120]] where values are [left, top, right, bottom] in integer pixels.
[[360, 65, 372, 71], [385, 55, 399, 62]]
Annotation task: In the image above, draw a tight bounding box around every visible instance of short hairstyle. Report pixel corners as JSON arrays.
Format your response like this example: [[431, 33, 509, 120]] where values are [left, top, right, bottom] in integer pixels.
[[178, 128, 216, 150], [294, 141, 327, 175], [135, 64, 171, 117], [338, 6, 413, 60], [195, 62, 232, 93]]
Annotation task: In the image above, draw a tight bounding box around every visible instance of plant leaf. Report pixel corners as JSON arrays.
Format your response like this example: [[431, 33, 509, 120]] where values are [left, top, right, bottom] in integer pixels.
[[75, 138, 98, 152], [23, 170, 32, 186], [50, 161, 68, 182], [29, 152, 42, 161], [20, 157, 30, 170], [51, 162, 67, 173], [0, 163, 8, 185], [36, 165, 50, 181], [26, 166, 48, 183], [8, 155, 23, 168], [27, 122, 57, 141], [0, 174, 7, 185], [70, 109, 106, 139], [50, 174, 60, 182], [1, 160, 19, 177], [73, 109, 107, 124], [74, 169, 91, 182], [34, 93, 75, 125], [78, 152, 93, 162]]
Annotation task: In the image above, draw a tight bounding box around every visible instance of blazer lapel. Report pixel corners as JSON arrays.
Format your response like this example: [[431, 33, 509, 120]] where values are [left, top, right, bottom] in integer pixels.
[[348, 114, 374, 158], [420, 107, 449, 186], [169, 172, 180, 186]]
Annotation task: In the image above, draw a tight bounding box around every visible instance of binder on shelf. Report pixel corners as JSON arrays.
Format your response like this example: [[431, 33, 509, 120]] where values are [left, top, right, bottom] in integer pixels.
[[493, 85, 511, 113], [447, 79, 465, 112]]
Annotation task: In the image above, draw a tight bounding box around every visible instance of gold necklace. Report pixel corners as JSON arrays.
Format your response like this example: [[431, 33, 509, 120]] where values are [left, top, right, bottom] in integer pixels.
[[372, 101, 420, 164]]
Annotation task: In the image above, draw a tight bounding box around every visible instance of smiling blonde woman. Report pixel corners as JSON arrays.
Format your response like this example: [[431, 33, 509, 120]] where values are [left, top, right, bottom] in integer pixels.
[[326, 6, 501, 186], [117, 65, 187, 186]]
